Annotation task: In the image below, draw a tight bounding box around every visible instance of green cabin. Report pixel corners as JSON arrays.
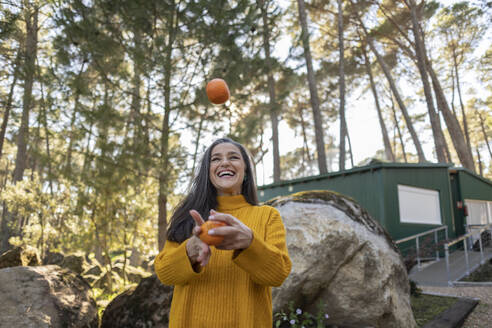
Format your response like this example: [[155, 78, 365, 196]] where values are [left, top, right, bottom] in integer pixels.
[[258, 162, 492, 242]]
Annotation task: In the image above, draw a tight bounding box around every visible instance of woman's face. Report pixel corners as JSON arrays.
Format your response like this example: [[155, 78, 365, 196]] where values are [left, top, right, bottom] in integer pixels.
[[209, 143, 246, 196]]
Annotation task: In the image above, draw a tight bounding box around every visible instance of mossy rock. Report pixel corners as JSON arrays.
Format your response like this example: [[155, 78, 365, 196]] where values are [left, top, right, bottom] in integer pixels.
[[61, 253, 87, 274]]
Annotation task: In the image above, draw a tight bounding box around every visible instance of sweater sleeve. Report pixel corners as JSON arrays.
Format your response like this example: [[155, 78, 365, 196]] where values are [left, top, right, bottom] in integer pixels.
[[154, 238, 202, 286], [232, 207, 292, 287]]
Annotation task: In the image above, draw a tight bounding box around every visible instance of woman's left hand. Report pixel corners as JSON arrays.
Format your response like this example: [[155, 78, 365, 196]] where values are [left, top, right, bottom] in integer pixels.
[[207, 209, 253, 250]]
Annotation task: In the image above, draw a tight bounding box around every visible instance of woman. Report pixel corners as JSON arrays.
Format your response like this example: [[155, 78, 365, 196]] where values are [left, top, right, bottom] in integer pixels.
[[154, 138, 291, 328]]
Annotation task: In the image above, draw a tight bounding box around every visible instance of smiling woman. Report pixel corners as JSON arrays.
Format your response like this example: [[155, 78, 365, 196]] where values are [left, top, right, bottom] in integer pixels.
[[154, 137, 292, 328], [209, 143, 246, 196]]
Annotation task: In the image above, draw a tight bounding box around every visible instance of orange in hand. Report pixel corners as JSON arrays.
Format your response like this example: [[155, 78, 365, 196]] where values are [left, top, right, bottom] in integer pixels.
[[206, 78, 230, 105], [199, 220, 226, 246]]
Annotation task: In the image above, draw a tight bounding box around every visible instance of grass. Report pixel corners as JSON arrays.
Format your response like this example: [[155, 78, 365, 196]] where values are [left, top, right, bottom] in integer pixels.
[[411, 294, 460, 327], [460, 259, 492, 282]]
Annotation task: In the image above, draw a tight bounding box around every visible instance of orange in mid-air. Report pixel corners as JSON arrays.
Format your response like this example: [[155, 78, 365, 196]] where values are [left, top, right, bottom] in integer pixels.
[[206, 78, 230, 105], [199, 220, 226, 246]]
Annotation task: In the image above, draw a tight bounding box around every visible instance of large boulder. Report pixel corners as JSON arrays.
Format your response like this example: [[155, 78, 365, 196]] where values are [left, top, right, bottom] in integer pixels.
[[0, 265, 98, 327], [269, 191, 416, 328], [101, 274, 173, 328], [0, 245, 40, 269]]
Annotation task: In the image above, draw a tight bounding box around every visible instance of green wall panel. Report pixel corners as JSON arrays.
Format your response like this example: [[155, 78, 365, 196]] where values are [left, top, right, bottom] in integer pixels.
[[456, 170, 492, 202]]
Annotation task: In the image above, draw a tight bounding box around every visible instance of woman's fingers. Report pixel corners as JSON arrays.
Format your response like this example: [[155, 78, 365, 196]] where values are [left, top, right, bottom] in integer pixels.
[[192, 225, 201, 236], [187, 235, 211, 267], [197, 242, 210, 265], [208, 211, 238, 226], [207, 211, 253, 250], [190, 209, 205, 226], [207, 225, 236, 236]]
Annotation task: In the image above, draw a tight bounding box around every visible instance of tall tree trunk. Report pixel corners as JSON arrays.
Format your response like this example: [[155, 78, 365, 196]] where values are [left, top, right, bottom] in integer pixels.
[[350, 2, 426, 162], [391, 95, 408, 162], [337, 0, 346, 171], [38, 73, 53, 195], [476, 146, 483, 176], [476, 110, 492, 159], [298, 104, 313, 168], [425, 58, 475, 171], [258, 0, 281, 182], [408, 0, 447, 163], [158, 1, 177, 251], [131, 30, 143, 147], [188, 106, 207, 190], [13, 2, 38, 182], [450, 66, 457, 116], [0, 50, 21, 160], [344, 120, 354, 168], [65, 64, 85, 175], [296, 0, 327, 174], [453, 48, 472, 158], [362, 44, 395, 161]]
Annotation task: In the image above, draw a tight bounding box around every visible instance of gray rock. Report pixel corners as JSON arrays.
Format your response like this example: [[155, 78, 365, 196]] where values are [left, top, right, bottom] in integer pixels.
[[61, 253, 87, 274], [83, 264, 103, 277], [0, 265, 98, 327], [268, 191, 417, 328], [0, 245, 40, 269], [101, 274, 173, 328], [43, 250, 65, 265]]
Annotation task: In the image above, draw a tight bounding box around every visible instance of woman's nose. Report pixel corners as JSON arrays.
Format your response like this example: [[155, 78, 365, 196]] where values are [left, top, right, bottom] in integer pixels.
[[219, 158, 231, 166]]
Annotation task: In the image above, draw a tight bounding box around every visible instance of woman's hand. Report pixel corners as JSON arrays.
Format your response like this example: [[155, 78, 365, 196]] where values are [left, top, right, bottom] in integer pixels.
[[207, 209, 253, 250], [186, 210, 211, 270]]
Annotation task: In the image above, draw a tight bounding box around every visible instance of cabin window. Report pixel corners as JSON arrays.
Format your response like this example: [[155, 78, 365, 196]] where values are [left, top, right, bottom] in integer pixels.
[[464, 199, 492, 225], [397, 185, 442, 225]]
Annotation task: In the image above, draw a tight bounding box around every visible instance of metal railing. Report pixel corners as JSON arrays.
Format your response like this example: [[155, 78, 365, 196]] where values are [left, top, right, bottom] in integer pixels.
[[396, 226, 448, 271], [444, 223, 492, 286]]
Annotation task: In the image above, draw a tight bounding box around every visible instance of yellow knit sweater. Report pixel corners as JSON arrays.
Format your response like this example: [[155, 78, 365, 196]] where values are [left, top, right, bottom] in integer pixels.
[[154, 194, 291, 328]]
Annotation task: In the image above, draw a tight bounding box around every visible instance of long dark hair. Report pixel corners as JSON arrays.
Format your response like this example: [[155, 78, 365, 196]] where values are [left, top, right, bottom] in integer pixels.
[[167, 138, 259, 243]]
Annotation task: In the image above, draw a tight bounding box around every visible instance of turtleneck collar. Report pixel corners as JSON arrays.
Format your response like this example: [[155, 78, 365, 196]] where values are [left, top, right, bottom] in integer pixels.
[[216, 194, 251, 211]]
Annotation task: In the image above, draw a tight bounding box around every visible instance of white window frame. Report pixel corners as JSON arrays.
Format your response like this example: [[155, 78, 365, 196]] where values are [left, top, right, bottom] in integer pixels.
[[464, 199, 492, 225], [397, 184, 442, 225]]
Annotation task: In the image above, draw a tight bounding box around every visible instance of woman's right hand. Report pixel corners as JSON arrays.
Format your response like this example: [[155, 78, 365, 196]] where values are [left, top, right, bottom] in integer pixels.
[[186, 210, 211, 270]]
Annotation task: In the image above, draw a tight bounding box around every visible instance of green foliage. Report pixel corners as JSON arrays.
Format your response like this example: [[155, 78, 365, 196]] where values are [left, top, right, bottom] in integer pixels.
[[0, 174, 77, 254], [274, 301, 330, 328]]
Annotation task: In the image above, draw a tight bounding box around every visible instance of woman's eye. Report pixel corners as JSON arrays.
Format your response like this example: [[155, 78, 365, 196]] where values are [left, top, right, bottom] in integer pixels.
[[211, 158, 220, 162]]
